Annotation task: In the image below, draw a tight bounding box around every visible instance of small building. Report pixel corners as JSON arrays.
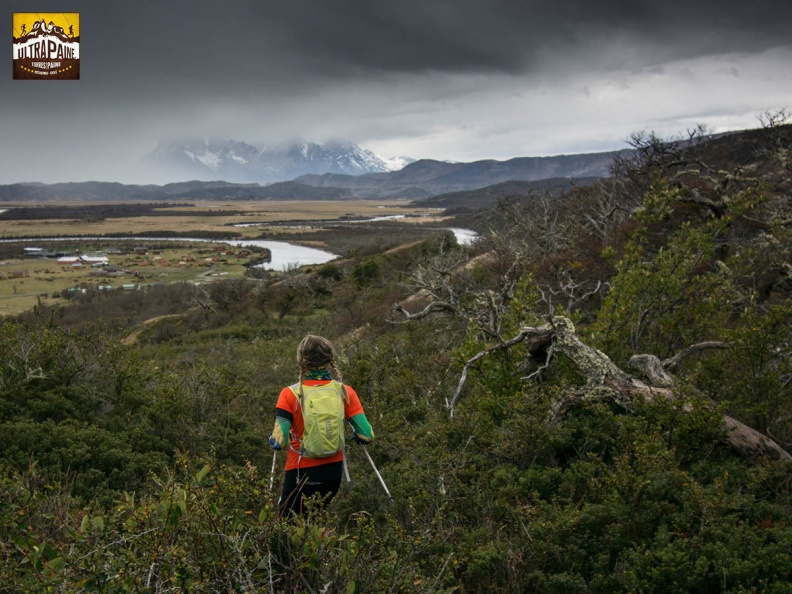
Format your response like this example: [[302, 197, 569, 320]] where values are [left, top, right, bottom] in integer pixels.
[[57, 255, 109, 267], [82, 256, 109, 266], [23, 247, 56, 259]]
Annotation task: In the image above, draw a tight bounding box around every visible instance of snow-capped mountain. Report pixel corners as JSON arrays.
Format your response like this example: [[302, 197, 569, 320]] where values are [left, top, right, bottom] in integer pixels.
[[144, 138, 414, 183]]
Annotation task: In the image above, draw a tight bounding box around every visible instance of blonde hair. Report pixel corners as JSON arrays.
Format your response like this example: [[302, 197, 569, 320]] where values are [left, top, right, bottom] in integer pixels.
[[296, 335, 350, 403]]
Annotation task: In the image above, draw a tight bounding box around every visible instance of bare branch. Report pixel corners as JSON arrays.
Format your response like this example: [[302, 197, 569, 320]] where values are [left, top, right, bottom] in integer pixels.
[[522, 343, 554, 382], [390, 301, 457, 323], [446, 326, 542, 416], [662, 341, 728, 370]]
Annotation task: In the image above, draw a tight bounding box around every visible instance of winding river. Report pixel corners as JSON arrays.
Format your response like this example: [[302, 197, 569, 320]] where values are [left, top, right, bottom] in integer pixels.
[[0, 228, 477, 271]]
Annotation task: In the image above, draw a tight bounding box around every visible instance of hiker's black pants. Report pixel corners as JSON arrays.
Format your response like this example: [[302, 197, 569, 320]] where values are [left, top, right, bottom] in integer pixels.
[[278, 461, 343, 516]]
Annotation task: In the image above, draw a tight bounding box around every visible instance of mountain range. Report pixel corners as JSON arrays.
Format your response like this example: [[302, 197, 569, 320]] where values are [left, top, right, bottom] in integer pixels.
[[0, 150, 619, 204], [0, 144, 625, 203], [144, 138, 413, 184]]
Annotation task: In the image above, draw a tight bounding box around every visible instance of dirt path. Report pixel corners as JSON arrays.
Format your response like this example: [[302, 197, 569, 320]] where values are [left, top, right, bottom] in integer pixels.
[[121, 313, 186, 345]]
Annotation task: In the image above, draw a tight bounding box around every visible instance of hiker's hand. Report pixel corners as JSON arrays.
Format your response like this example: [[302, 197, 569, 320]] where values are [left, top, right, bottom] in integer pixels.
[[351, 433, 371, 445], [347, 413, 374, 444], [268, 436, 282, 450]]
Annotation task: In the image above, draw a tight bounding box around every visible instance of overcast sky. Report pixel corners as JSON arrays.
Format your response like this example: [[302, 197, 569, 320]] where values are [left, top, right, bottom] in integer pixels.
[[3, 0, 791, 184]]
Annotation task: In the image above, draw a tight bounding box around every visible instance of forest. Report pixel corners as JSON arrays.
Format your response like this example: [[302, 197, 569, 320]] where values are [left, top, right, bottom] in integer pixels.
[[1, 117, 791, 593]]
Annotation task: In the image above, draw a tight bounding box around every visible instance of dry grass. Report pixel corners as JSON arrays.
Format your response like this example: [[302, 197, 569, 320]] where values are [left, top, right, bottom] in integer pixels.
[[0, 200, 448, 239]]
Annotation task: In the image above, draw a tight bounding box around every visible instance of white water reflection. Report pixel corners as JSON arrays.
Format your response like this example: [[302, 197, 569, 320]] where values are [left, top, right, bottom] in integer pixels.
[[227, 239, 337, 270], [232, 218, 478, 247], [355, 214, 406, 222], [451, 228, 478, 246]]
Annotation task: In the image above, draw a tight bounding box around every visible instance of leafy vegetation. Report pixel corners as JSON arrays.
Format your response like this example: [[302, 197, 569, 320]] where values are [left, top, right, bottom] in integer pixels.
[[1, 120, 791, 592]]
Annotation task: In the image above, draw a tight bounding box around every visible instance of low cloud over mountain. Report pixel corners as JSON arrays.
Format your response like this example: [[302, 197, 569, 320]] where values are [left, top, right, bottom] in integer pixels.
[[144, 138, 414, 183]]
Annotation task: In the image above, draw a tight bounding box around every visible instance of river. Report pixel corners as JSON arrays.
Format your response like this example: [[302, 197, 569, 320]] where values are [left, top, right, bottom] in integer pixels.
[[1, 226, 477, 270]]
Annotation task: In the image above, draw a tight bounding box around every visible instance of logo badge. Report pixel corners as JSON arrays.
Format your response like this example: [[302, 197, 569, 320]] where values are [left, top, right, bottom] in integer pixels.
[[13, 13, 80, 80]]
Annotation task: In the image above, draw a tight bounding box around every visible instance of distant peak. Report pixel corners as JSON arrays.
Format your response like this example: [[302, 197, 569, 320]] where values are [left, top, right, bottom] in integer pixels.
[[145, 136, 415, 184]]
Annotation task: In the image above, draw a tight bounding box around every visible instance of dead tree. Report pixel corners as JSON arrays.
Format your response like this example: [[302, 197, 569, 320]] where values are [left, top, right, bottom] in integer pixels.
[[450, 316, 791, 465]]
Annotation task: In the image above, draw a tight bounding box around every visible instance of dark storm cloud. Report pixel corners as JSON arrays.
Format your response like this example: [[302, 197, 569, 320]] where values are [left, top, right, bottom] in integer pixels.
[[8, 0, 788, 105], [266, 0, 792, 72], [76, 0, 792, 82]]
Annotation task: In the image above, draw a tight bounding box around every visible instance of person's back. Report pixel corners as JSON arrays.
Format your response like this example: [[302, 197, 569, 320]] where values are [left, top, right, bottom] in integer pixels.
[[269, 334, 374, 515]]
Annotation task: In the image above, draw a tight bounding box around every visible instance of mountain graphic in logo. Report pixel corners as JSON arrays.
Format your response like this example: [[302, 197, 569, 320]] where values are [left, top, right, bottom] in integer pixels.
[[13, 13, 80, 80], [23, 19, 72, 42]]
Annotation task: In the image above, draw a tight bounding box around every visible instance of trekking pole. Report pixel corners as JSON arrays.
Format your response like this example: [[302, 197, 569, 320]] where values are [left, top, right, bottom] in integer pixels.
[[342, 450, 351, 483], [361, 445, 392, 500], [268, 450, 277, 493]]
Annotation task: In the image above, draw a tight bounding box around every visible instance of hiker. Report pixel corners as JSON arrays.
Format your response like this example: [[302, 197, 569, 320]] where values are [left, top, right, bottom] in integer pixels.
[[269, 334, 374, 516]]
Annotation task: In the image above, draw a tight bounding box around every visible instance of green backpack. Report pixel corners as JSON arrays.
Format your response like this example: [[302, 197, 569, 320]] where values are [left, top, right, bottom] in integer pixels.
[[291, 381, 346, 458]]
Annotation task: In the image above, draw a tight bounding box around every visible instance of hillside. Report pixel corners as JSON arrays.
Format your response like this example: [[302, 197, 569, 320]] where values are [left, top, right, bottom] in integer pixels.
[[0, 180, 354, 202], [1, 120, 791, 592], [296, 149, 625, 198], [417, 176, 601, 210]]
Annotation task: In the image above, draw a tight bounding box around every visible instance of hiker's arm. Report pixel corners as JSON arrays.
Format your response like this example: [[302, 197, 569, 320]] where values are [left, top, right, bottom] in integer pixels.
[[348, 413, 374, 444], [269, 408, 292, 450]]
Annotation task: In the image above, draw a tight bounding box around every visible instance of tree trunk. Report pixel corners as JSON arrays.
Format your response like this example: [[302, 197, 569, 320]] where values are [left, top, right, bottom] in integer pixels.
[[505, 316, 791, 465]]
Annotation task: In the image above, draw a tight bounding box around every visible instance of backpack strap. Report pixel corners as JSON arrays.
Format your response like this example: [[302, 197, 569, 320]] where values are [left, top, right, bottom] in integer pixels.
[[283, 384, 303, 469]]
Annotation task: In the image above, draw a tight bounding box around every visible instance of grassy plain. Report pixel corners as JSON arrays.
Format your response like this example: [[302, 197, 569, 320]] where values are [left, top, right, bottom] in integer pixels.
[[0, 200, 446, 239], [0, 200, 451, 315]]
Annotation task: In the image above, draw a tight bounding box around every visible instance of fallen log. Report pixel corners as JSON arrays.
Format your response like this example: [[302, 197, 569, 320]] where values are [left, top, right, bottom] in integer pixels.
[[451, 316, 792, 465]]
